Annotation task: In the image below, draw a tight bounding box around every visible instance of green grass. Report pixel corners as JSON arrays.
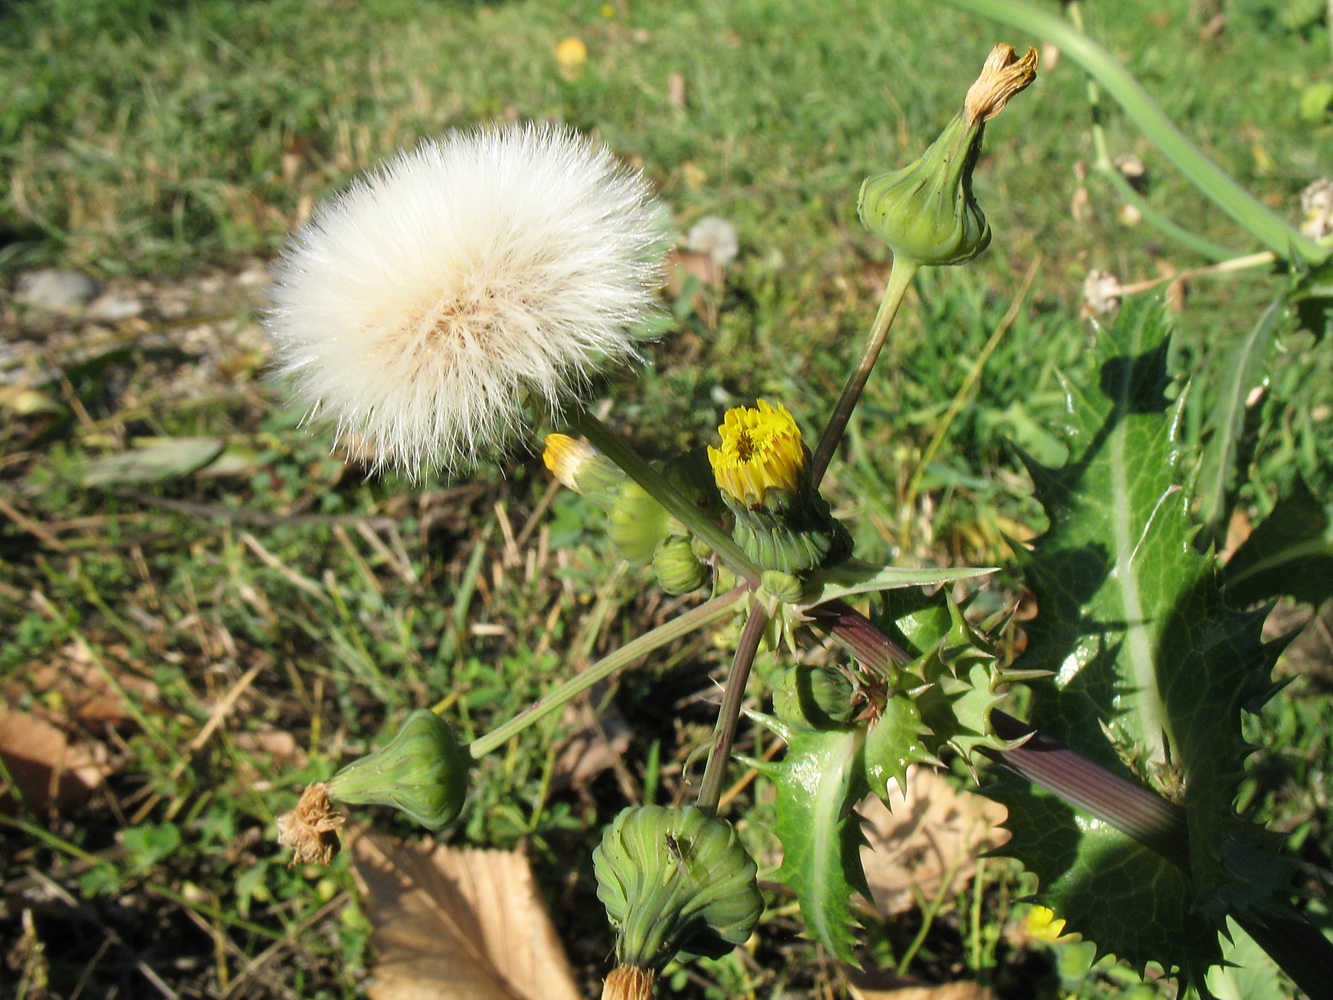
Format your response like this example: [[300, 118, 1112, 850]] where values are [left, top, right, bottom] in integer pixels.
[[3, 0, 1332, 997]]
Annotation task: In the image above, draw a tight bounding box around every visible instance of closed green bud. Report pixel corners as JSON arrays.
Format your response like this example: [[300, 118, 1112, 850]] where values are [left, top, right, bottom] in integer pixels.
[[325, 709, 469, 830], [609, 479, 673, 565], [653, 535, 707, 595], [773, 665, 859, 730], [859, 112, 990, 267], [594, 805, 763, 970], [759, 569, 804, 605], [858, 44, 1037, 267]]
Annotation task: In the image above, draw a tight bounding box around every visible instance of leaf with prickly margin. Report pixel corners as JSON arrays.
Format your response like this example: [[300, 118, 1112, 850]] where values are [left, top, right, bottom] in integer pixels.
[[915, 658, 1010, 767], [987, 774, 1220, 982], [1000, 298, 1290, 982], [866, 590, 1026, 798], [878, 586, 956, 655], [1221, 476, 1333, 607], [765, 727, 871, 964], [864, 690, 940, 796]]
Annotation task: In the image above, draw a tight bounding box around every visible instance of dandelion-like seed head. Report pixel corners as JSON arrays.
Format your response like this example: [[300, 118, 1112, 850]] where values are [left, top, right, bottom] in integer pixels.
[[707, 399, 805, 506], [266, 122, 666, 476]]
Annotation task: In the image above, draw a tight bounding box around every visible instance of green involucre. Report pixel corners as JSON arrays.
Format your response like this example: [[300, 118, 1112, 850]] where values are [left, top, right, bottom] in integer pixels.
[[325, 709, 469, 830], [593, 804, 762, 969]]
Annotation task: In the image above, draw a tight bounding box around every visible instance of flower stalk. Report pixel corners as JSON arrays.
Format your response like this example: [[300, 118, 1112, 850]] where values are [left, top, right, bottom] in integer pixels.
[[468, 585, 749, 759], [695, 599, 771, 815], [810, 260, 918, 485]]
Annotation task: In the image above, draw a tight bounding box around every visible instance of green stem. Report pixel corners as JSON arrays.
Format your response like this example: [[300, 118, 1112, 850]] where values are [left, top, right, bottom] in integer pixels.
[[1065, 2, 1237, 262], [940, 0, 1329, 264], [468, 586, 748, 759], [811, 259, 919, 486], [695, 599, 769, 815], [1092, 159, 1238, 262], [569, 410, 761, 583]]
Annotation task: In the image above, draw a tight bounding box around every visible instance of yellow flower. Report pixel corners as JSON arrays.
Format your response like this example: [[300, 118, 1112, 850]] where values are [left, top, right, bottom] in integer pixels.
[[543, 433, 597, 489], [541, 433, 627, 512], [555, 36, 588, 82], [1022, 905, 1074, 943], [707, 400, 805, 507]]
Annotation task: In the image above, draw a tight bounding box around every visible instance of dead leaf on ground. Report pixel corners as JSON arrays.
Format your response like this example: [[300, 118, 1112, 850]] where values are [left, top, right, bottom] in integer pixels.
[[859, 767, 1008, 917], [551, 699, 632, 797], [0, 707, 107, 816], [348, 829, 581, 1000], [14, 641, 158, 731]]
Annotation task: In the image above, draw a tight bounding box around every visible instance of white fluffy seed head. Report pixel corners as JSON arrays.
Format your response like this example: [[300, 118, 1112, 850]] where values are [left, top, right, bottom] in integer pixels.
[[265, 122, 666, 477]]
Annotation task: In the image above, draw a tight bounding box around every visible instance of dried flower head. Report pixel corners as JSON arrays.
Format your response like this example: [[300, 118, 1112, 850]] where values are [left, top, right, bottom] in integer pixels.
[[276, 783, 345, 867], [267, 122, 666, 476]]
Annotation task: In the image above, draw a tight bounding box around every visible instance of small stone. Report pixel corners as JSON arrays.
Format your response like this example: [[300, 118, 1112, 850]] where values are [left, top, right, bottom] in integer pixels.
[[86, 296, 144, 321], [236, 263, 271, 287], [16, 269, 100, 312]]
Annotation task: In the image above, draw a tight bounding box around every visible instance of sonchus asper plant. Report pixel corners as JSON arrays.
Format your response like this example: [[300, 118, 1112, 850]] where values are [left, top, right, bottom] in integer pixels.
[[265, 38, 1332, 1000]]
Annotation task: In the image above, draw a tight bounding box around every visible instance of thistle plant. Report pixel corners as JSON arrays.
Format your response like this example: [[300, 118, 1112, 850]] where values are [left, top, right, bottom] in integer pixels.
[[267, 36, 1333, 1000]]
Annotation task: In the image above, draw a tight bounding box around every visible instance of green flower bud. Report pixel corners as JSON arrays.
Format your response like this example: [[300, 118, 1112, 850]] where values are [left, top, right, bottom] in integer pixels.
[[609, 479, 672, 565], [594, 805, 763, 970], [325, 710, 469, 830], [759, 569, 804, 605], [858, 44, 1037, 267], [542, 434, 627, 511], [772, 665, 859, 730], [653, 535, 707, 595], [726, 486, 852, 576], [858, 113, 990, 267]]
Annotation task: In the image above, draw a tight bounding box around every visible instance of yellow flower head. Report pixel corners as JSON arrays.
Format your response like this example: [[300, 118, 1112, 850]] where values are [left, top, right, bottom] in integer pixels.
[[707, 400, 805, 506], [542, 433, 596, 490], [541, 433, 626, 512]]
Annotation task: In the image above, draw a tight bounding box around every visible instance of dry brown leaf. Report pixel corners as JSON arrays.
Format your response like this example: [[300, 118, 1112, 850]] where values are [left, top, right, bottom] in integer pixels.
[[17, 641, 158, 730], [0, 707, 106, 815], [551, 699, 632, 796], [349, 830, 581, 1000], [859, 768, 1007, 917]]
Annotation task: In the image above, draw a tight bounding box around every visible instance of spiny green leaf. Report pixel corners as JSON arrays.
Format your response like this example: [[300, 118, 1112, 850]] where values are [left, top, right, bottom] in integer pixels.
[[1221, 476, 1333, 607], [765, 727, 870, 964], [998, 298, 1291, 983], [987, 775, 1220, 981]]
